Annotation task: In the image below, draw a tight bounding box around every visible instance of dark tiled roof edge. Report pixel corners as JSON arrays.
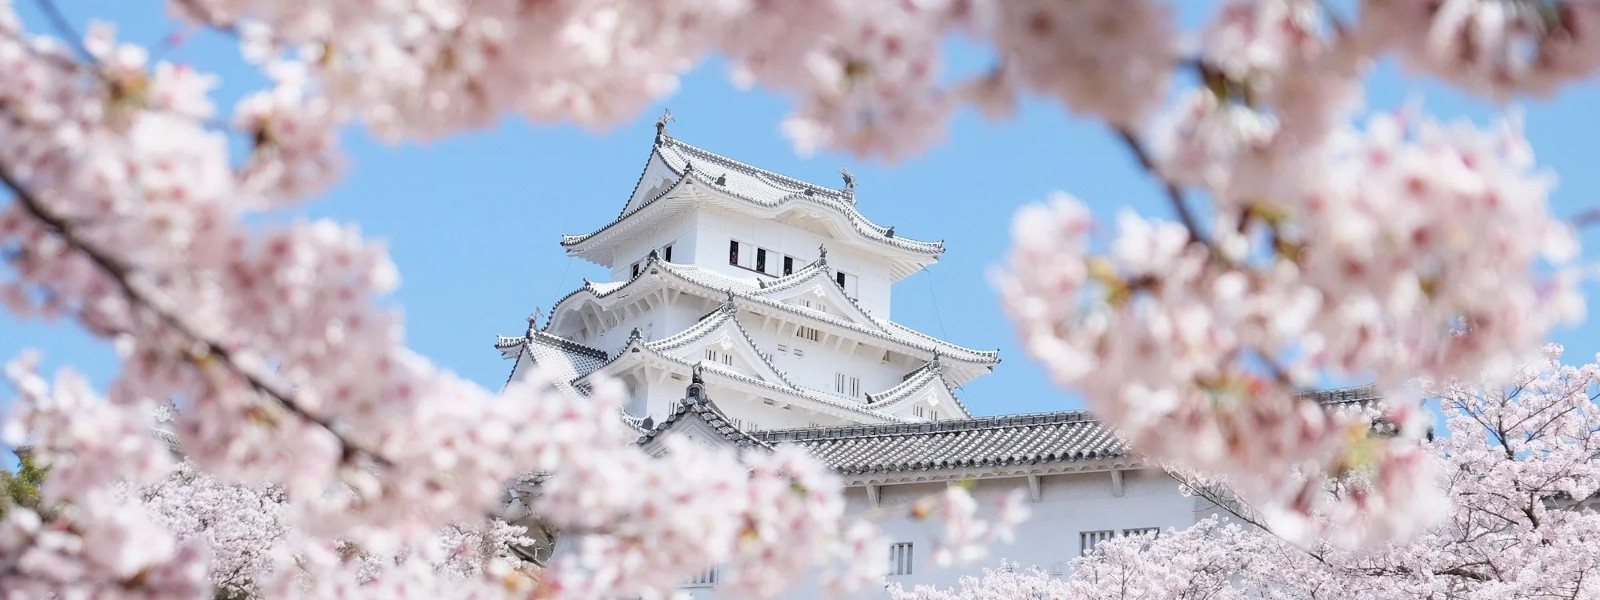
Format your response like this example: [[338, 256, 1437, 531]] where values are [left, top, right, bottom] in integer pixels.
[[756, 409, 1098, 442]]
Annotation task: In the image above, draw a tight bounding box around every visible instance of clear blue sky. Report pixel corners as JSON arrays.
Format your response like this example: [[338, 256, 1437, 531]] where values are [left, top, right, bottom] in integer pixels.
[[6, 3, 1600, 461]]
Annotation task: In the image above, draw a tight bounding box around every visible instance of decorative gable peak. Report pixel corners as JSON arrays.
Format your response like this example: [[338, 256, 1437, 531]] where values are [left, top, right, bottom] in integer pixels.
[[654, 108, 674, 145]]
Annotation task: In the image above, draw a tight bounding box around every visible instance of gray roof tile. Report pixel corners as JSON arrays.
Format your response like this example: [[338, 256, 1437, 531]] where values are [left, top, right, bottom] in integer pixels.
[[751, 386, 1381, 475]]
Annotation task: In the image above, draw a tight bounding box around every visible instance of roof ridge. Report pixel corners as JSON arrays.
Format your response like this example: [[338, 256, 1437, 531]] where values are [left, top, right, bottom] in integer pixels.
[[530, 331, 608, 360], [665, 137, 844, 199], [642, 261, 996, 362], [756, 409, 1099, 442]]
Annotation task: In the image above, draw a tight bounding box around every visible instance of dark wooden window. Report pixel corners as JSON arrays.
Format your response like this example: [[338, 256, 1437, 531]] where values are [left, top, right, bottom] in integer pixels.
[[728, 240, 740, 266], [783, 256, 794, 275], [756, 248, 767, 273]]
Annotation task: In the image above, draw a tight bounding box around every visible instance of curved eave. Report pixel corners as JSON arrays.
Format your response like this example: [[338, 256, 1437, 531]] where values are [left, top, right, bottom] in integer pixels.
[[752, 260, 881, 328], [582, 338, 906, 424], [542, 256, 1001, 375], [561, 139, 945, 275], [866, 363, 973, 419], [642, 306, 806, 391], [656, 138, 943, 254], [634, 395, 776, 451]]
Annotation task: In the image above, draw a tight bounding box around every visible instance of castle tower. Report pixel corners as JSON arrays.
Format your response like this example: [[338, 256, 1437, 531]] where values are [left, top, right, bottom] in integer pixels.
[[496, 115, 1000, 430]]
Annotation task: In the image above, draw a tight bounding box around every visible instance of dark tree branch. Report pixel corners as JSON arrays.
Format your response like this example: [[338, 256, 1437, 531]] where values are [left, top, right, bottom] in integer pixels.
[[1114, 127, 1209, 246], [0, 158, 389, 468], [31, 0, 90, 61]]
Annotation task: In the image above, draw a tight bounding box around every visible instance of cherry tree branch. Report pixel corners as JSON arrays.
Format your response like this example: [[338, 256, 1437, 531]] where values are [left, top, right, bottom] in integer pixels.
[[30, 0, 89, 60], [1114, 126, 1208, 246], [0, 160, 390, 468]]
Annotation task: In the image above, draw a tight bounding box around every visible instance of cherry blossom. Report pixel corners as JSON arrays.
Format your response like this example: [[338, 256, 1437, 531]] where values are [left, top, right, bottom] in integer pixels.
[[2, 0, 1600, 597], [896, 346, 1600, 599]]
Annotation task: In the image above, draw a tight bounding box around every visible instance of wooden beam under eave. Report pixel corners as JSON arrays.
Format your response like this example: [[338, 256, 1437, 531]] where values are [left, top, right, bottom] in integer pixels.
[[1110, 469, 1124, 497], [866, 485, 881, 509], [1028, 474, 1042, 503]]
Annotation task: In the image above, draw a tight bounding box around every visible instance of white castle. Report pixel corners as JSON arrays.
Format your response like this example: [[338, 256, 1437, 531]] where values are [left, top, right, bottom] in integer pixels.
[[496, 114, 1373, 597]]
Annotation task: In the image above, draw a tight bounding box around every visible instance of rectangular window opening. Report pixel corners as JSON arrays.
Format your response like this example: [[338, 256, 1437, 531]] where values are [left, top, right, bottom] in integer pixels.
[[729, 240, 740, 266], [889, 543, 914, 576], [1080, 530, 1115, 556], [783, 256, 794, 275], [664, 244, 674, 262], [756, 248, 767, 273], [685, 567, 718, 588]]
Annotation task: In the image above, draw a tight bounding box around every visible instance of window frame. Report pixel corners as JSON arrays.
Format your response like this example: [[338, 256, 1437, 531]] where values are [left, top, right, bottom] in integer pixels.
[[888, 542, 914, 576]]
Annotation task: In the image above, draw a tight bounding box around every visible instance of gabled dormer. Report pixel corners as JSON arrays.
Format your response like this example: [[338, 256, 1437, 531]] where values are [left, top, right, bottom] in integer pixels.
[[866, 357, 972, 422], [636, 369, 774, 457], [755, 252, 882, 327], [644, 301, 799, 390]]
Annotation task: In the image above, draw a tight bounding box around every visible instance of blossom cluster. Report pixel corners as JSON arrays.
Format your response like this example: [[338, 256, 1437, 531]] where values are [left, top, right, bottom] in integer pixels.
[[998, 0, 1587, 545], [895, 347, 1600, 599], [2, 0, 1600, 597]]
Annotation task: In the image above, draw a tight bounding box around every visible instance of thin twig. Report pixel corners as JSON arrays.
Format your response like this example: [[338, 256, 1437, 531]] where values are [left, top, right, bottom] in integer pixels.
[[0, 159, 389, 468], [31, 0, 89, 60], [1114, 127, 1209, 246]]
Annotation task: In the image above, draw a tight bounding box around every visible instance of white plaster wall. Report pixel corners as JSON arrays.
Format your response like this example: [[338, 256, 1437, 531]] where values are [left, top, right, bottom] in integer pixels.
[[595, 291, 922, 422], [607, 212, 696, 280], [751, 326, 918, 406], [688, 209, 896, 318], [680, 468, 1202, 600]]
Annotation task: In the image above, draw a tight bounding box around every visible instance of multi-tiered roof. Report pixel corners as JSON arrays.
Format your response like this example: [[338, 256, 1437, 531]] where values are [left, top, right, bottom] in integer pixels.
[[499, 117, 1000, 429]]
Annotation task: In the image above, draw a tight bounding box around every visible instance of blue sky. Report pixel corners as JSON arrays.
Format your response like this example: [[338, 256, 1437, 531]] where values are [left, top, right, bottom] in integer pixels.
[[6, 3, 1600, 463]]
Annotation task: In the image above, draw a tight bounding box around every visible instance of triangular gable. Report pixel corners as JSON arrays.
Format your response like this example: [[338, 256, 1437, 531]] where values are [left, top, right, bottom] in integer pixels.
[[866, 364, 971, 420], [757, 266, 881, 328], [619, 146, 684, 217], [644, 307, 798, 390], [636, 383, 773, 456]]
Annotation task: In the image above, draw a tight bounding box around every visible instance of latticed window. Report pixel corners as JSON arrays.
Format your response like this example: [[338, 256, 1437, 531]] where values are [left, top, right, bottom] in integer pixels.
[[702, 349, 732, 366], [888, 542, 914, 576], [835, 373, 860, 397], [796, 326, 820, 342], [1080, 530, 1115, 555], [684, 567, 718, 588], [1123, 527, 1160, 538]]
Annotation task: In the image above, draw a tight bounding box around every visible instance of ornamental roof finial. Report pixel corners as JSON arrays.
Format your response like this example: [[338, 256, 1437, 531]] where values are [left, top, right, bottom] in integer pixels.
[[817, 244, 828, 265], [526, 308, 542, 336], [886, 226, 895, 238], [628, 327, 643, 343], [722, 290, 738, 314], [687, 363, 706, 400], [839, 167, 855, 196], [647, 248, 659, 262], [930, 350, 942, 371], [654, 108, 674, 143]]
